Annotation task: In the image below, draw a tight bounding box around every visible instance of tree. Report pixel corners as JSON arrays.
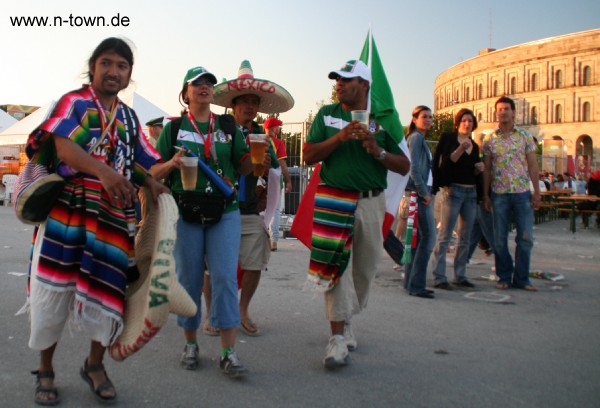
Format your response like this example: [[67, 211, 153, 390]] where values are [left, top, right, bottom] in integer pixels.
[[427, 111, 453, 155], [429, 111, 453, 142], [330, 84, 338, 104]]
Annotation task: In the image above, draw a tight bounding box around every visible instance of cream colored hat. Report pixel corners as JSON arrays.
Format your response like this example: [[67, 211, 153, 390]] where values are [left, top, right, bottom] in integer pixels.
[[212, 60, 295, 114], [109, 190, 196, 361]]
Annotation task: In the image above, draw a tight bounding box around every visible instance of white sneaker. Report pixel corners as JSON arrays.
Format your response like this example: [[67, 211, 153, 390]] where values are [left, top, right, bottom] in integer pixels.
[[323, 335, 350, 369], [180, 343, 200, 370], [344, 322, 357, 351]]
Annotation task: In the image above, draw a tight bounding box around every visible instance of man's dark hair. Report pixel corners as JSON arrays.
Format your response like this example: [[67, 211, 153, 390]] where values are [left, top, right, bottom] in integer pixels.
[[495, 96, 515, 111], [87, 37, 134, 82], [231, 94, 261, 106]]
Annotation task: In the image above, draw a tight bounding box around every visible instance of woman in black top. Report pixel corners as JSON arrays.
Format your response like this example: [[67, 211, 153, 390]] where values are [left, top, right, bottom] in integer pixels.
[[430, 109, 483, 289]]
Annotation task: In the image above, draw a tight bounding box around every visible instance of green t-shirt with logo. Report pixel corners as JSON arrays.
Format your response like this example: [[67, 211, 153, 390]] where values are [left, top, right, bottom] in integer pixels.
[[307, 103, 402, 191], [156, 115, 249, 212]]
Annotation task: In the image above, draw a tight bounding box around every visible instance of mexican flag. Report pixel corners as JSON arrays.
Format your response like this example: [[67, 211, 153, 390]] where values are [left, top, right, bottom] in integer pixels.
[[291, 30, 410, 248], [360, 30, 411, 236]]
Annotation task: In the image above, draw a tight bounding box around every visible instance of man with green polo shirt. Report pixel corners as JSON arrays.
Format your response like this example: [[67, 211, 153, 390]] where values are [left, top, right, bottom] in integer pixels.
[[303, 59, 409, 369]]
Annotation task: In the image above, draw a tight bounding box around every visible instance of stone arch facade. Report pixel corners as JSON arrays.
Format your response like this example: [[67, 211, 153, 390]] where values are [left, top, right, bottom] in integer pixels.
[[434, 29, 600, 176]]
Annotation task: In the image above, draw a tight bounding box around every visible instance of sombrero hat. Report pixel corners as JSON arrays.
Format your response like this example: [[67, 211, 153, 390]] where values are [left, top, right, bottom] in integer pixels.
[[13, 163, 66, 225], [109, 189, 196, 361], [212, 60, 294, 114]]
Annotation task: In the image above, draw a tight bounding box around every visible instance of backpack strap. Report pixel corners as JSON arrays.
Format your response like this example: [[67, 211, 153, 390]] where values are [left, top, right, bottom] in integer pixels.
[[170, 116, 184, 152], [218, 114, 238, 137]]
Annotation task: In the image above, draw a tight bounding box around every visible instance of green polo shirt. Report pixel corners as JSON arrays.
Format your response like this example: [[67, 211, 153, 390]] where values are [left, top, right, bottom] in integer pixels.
[[307, 103, 402, 191]]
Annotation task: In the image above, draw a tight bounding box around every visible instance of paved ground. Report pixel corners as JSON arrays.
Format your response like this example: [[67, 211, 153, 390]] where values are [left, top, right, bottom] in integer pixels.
[[1, 204, 599, 407]]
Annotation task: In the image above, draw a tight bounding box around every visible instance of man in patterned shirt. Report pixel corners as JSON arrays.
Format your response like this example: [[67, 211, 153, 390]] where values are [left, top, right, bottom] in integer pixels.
[[482, 96, 541, 291]]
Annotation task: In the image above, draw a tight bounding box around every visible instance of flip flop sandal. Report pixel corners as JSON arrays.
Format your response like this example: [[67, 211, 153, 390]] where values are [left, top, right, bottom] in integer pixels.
[[240, 318, 261, 337], [32, 370, 60, 406], [202, 323, 220, 336], [80, 359, 117, 403]]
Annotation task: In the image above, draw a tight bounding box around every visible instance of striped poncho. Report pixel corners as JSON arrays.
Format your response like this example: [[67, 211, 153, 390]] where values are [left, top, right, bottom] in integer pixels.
[[25, 85, 161, 343]]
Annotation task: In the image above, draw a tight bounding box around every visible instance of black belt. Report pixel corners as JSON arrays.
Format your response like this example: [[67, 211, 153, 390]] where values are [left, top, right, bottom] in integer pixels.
[[360, 188, 383, 198]]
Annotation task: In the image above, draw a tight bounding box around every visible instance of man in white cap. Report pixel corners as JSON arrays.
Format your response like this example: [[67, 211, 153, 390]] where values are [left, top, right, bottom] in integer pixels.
[[303, 59, 409, 370]]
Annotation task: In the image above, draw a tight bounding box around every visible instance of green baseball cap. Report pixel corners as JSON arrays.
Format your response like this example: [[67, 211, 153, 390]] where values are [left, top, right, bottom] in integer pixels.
[[182, 66, 217, 87]]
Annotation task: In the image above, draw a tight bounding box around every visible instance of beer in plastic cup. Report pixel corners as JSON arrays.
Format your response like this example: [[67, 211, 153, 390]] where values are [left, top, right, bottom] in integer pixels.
[[249, 134, 267, 164], [249, 134, 267, 176], [351, 110, 369, 126], [180, 157, 198, 191]]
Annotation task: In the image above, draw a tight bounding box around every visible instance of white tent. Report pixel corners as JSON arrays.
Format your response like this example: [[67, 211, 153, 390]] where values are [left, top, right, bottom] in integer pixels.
[[0, 93, 171, 146], [120, 92, 171, 132], [0, 102, 53, 146], [0, 109, 17, 133]]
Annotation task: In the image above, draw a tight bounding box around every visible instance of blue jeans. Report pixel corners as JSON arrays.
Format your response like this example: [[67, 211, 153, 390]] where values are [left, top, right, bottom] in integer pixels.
[[467, 203, 495, 260], [174, 210, 241, 331], [404, 191, 436, 293], [491, 191, 534, 287], [431, 185, 477, 284], [432, 184, 477, 284]]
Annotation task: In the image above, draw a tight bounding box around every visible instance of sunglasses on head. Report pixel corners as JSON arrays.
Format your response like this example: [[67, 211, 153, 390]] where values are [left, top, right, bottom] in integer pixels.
[[190, 78, 214, 87]]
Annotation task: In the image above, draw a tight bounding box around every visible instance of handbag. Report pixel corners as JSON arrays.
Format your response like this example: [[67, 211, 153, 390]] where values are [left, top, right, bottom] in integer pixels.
[[14, 112, 116, 225], [13, 163, 66, 225], [175, 191, 227, 225]]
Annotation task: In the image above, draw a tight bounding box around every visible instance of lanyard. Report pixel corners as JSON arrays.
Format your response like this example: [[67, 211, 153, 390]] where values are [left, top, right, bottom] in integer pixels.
[[187, 111, 216, 161], [89, 86, 118, 145]]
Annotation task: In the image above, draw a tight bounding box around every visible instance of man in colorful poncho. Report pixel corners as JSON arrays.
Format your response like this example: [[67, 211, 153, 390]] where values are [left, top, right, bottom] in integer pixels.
[[303, 60, 409, 370], [24, 38, 168, 405]]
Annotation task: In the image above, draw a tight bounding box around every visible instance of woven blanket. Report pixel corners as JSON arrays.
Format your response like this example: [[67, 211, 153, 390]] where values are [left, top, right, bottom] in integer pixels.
[[306, 184, 359, 291]]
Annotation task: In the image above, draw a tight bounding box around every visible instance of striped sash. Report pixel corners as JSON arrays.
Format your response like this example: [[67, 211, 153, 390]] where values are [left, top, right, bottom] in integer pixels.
[[307, 184, 359, 291]]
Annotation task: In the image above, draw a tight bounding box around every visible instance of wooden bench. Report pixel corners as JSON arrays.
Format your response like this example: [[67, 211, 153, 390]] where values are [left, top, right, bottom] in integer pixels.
[[534, 203, 563, 223], [557, 208, 600, 228]]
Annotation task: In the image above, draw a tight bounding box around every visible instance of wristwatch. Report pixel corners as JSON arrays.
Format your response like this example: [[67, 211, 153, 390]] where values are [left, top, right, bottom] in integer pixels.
[[376, 149, 387, 161]]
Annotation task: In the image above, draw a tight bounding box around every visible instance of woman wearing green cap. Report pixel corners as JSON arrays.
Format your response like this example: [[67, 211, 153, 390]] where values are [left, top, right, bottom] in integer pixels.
[[153, 66, 256, 379]]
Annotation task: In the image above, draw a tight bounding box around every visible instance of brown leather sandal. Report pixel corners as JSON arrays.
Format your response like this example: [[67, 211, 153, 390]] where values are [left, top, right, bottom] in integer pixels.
[[32, 370, 60, 406], [79, 359, 117, 403]]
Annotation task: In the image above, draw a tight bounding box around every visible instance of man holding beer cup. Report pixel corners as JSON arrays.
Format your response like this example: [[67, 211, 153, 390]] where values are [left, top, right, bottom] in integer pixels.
[[211, 60, 294, 336]]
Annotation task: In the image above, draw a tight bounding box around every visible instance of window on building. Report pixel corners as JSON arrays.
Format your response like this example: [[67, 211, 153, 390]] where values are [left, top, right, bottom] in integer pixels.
[[582, 66, 591, 86], [478, 113, 482, 122], [531, 107, 538, 125], [582, 102, 591, 122], [531, 73, 537, 91], [555, 70, 563, 88], [555, 104, 562, 123], [510, 77, 516, 94], [493, 80, 498, 97], [465, 87, 470, 102], [478, 83, 483, 99]]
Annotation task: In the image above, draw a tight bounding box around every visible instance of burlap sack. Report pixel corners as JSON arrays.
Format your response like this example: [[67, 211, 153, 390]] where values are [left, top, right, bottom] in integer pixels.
[[109, 189, 196, 361]]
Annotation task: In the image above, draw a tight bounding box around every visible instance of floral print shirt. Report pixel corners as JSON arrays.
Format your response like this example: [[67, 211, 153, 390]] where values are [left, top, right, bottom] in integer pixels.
[[483, 126, 536, 194]]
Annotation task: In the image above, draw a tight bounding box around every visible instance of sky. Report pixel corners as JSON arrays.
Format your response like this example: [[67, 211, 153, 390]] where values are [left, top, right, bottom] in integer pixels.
[[1, 0, 598, 128]]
